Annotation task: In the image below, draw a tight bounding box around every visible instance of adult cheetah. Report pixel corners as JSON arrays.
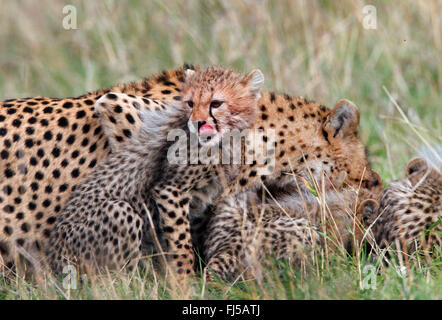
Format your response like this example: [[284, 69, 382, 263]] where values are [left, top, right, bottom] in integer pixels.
[[92, 90, 383, 281], [0, 65, 194, 273], [0, 65, 381, 277]]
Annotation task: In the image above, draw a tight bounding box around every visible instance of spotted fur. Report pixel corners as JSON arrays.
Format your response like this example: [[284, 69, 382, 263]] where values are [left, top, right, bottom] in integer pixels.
[[362, 157, 441, 255], [93, 73, 383, 278], [0, 64, 381, 277], [0, 65, 194, 274], [49, 64, 266, 276], [202, 179, 380, 281], [47, 95, 192, 273]]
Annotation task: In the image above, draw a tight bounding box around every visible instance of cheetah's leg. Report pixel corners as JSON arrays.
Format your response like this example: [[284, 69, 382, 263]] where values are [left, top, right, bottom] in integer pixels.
[[153, 186, 195, 278], [49, 200, 144, 274], [0, 240, 15, 277], [202, 202, 246, 282], [204, 246, 244, 282]]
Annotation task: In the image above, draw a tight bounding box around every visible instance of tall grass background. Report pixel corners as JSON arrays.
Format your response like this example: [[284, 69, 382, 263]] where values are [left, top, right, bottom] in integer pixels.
[[0, 0, 440, 299]]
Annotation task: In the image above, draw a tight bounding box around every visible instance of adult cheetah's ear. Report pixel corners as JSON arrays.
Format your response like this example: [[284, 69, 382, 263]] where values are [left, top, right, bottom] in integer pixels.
[[323, 99, 360, 140], [405, 157, 429, 186], [358, 199, 379, 226], [242, 69, 265, 99], [185, 69, 196, 81]]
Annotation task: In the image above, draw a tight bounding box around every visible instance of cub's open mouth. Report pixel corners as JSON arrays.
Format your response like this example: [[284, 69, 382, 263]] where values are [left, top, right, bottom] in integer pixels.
[[198, 123, 216, 136]]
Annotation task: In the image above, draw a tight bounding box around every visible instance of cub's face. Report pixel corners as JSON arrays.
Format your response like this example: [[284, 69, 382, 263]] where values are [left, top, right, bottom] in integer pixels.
[[182, 66, 264, 146]]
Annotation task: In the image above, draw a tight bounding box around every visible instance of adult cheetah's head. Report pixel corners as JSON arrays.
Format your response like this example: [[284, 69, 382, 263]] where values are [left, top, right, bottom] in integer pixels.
[[289, 99, 383, 201]]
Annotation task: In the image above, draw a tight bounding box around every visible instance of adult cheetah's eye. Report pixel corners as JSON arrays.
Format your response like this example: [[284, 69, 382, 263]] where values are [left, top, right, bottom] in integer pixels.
[[210, 100, 223, 109], [186, 101, 194, 108]]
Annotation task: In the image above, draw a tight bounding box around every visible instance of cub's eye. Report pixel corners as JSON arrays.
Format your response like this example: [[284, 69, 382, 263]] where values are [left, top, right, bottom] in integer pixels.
[[186, 101, 194, 108], [210, 100, 223, 109]]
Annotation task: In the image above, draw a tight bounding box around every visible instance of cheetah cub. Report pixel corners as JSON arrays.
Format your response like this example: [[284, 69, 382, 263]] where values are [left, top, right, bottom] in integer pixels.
[[48, 97, 191, 273], [49, 67, 265, 275], [362, 156, 441, 255], [204, 172, 382, 281]]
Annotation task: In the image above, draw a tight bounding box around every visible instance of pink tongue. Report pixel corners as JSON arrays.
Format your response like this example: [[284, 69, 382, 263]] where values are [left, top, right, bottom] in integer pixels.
[[199, 124, 215, 136]]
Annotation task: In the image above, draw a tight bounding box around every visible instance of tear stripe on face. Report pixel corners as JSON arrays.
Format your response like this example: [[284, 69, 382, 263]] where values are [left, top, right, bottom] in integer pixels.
[[209, 103, 220, 133]]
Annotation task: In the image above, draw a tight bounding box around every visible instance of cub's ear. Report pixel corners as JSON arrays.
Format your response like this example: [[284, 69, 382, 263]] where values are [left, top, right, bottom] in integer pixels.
[[242, 69, 265, 98], [358, 199, 379, 226], [185, 69, 196, 81], [323, 99, 360, 140], [361, 170, 383, 196], [405, 157, 429, 186]]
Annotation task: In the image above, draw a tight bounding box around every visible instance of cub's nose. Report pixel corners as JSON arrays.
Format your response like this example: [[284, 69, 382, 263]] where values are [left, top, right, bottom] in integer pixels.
[[197, 120, 207, 131], [197, 120, 216, 136]]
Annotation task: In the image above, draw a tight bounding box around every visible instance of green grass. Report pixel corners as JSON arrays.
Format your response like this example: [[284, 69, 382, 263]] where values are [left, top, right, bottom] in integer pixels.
[[0, 0, 441, 299], [1, 248, 441, 300]]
